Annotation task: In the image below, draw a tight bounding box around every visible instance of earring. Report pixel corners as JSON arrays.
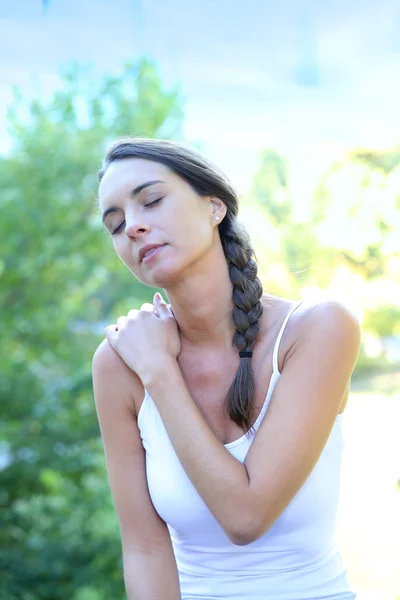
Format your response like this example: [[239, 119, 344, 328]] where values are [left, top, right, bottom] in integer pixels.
[[215, 216, 220, 221]]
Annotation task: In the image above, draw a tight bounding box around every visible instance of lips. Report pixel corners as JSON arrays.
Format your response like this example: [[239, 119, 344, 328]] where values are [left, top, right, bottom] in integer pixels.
[[139, 244, 166, 262]]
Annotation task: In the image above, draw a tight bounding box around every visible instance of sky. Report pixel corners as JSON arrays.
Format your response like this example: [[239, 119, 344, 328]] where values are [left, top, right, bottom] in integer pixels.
[[1, 0, 400, 215]]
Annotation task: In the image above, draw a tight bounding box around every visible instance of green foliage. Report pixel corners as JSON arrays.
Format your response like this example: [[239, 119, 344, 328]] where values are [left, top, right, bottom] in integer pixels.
[[350, 145, 400, 174], [249, 150, 292, 226], [0, 59, 184, 599], [247, 143, 400, 365], [351, 344, 395, 378], [280, 222, 336, 290], [246, 150, 338, 293], [311, 153, 400, 278], [363, 305, 400, 337]]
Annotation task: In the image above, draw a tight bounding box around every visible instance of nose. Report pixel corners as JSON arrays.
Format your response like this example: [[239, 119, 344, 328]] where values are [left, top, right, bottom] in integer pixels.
[[124, 212, 150, 239]]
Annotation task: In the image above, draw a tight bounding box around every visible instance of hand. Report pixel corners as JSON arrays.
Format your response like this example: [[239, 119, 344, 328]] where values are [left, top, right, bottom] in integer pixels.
[[104, 293, 181, 382]]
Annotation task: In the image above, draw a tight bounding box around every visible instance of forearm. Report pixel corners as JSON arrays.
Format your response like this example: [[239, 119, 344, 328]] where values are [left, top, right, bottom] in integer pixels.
[[142, 361, 253, 544], [124, 550, 181, 600]]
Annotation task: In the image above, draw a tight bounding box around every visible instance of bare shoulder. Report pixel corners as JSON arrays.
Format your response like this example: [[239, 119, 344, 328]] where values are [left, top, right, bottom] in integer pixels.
[[264, 293, 360, 328], [261, 294, 360, 372], [296, 298, 360, 339], [283, 298, 361, 370], [92, 338, 144, 417], [93, 337, 129, 373]]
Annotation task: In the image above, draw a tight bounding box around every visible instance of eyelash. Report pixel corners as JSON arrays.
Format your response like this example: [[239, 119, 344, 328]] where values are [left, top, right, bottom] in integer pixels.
[[111, 197, 163, 235]]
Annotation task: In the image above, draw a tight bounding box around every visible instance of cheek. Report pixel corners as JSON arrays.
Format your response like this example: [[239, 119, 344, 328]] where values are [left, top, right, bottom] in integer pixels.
[[179, 210, 213, 246], [113, 239, 136, 271], [185, 221, 213, 257]]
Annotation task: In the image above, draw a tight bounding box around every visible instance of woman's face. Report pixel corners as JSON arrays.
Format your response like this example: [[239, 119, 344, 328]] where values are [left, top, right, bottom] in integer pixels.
[[98, 157, 225, 288]]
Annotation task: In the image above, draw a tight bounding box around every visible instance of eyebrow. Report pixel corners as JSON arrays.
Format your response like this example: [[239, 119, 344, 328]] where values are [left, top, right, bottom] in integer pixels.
[[101, 180, 166, 223]]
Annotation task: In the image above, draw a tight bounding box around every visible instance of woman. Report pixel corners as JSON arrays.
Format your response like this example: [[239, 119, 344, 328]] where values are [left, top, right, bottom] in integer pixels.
[[92, 137, 360, 600]]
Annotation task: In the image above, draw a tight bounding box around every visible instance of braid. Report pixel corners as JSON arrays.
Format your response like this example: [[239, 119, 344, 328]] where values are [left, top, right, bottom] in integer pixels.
[[220, 220, 263, 436]]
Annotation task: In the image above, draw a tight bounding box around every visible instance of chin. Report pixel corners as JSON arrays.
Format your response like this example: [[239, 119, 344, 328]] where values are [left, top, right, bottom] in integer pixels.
[[136, 262, 183, 289]]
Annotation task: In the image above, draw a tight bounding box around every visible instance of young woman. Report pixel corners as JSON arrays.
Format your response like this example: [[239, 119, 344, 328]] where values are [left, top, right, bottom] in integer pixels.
[[92, 137, 361, 600]]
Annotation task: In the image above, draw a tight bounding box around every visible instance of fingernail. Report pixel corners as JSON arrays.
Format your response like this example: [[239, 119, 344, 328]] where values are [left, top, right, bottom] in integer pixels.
[[155, 292, 162, 300]]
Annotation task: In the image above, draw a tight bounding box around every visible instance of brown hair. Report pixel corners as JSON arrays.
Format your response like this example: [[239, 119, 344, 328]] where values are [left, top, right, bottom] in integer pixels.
[[98, 138, 263, 436]]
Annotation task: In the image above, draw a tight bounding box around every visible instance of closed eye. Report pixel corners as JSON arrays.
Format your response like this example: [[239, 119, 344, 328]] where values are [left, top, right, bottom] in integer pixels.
[[145, 197, 163, 208], [112, 221, 125, 235], [111, 198, 163, 235]]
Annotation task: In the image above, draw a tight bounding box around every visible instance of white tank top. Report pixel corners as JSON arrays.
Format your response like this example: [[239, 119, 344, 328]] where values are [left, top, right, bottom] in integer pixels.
[[137, 301, 357, 599]]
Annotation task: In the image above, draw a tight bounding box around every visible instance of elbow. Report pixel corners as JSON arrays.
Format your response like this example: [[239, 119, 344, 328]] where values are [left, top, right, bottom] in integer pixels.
[[228, 511, 274, 546], [229, 532, 254, 546], [228, 515, 262, 547], [229, 528, 260, 547], [226, 487, 272, 546]]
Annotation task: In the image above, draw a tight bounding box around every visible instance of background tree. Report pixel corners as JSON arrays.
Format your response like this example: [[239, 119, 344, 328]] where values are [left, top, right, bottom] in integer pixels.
[[249, 149, 292, 226], [311, 149, 400, 349], [245, 149, 334, 295], [0, 58, 183, 600], [312, 151, 400, 279], [247, 144, 400, 366]]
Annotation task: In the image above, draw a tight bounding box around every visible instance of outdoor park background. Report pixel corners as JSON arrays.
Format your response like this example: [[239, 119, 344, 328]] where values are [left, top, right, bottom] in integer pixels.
[[1, 1, 399, 599]]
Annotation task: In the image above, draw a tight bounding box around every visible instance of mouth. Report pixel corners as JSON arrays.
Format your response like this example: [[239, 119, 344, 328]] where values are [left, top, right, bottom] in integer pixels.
[[140, 244, 167, 263]]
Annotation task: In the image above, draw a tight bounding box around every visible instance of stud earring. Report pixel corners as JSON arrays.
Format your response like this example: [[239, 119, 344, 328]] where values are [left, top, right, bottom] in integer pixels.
[[215, 216, 220, 221]]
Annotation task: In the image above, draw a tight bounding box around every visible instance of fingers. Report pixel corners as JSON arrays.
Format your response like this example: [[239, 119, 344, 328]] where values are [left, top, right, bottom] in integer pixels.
[[117, 315, 128, 330], [154, 292, 172, 318], [140, 303, 156, 313], [104, 324, 118, 345], [114, 303, 163, 327]]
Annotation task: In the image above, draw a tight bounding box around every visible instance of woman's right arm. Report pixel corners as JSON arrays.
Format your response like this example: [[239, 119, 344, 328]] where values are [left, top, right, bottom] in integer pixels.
[[92, 339, 181, 600]]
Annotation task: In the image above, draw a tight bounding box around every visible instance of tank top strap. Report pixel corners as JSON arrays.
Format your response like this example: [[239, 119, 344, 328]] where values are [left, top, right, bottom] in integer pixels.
[[272, 301, 304, 375]]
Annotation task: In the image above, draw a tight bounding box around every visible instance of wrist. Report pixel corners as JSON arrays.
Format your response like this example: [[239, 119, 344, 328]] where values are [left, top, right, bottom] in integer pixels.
[[139, 357, 180, 389]]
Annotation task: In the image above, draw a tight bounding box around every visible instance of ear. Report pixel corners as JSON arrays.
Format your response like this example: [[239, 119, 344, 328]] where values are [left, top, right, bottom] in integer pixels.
[[209, 197, 227, 223]]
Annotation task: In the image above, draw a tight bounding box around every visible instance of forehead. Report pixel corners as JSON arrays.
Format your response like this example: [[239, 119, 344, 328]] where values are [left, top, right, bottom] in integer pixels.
[[98, 158, 173, 209]]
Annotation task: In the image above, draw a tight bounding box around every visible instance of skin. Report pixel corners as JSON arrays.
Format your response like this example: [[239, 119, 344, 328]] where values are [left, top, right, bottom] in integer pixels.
[[96, 157, 361, 550], [99, 157, 235, 352]]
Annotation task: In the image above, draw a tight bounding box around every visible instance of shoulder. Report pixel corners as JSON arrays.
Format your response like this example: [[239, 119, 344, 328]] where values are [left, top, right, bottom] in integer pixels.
[[265, 293, 360, 329], [262, 294, 360, 371], [93, 338, 130, 374], [92, 339, 144, 416], [265, 294, 361, 340], [299, 298, 360, 340], [284, 298, 361, 371]]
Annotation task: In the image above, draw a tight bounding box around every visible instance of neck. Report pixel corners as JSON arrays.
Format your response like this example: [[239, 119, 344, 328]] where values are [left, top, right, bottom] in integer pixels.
[[164, 244, 236, 351]]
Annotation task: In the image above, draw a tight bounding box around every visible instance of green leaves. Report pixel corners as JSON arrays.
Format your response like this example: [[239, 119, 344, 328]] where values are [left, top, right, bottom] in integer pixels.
[[1, 59, 183, 599]]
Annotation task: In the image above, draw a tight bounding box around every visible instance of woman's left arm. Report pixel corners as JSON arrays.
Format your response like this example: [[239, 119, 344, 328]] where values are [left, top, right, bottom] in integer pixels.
[[105, 298, 361, 546]]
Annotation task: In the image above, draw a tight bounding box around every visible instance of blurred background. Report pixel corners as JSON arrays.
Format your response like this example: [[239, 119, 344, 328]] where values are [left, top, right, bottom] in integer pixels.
[[0, 1, 399, 599]]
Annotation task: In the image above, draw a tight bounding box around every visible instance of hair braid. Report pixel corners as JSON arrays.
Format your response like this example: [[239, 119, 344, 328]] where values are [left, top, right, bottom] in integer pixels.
[[220, 220, 263, 435]]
